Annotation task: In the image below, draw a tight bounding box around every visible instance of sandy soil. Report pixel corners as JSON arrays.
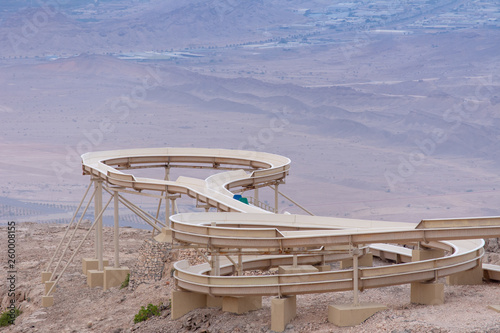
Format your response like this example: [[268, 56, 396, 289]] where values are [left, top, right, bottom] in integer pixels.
[[1, 223, 500, 333]]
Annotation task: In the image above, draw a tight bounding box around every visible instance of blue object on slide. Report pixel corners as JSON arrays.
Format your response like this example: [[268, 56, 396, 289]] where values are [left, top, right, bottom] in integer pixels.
[[233, 194, 249, 204]]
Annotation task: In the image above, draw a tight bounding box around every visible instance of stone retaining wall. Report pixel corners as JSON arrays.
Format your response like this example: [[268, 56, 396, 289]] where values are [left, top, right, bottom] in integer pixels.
[[485, 238, 500, 253], [128, 238, 174, 290]]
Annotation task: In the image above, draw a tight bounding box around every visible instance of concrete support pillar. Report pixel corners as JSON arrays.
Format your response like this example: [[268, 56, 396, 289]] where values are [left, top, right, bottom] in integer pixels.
[[410, 282, 444, 305], [254, 187, 259, 204], [41, 296, 54, 308], [44, 281, 55, 295], [103, 267, 130, 291], [271, 296, 296, 332], [206, 295, 223, 308], [446, 262, 483, 285], [316, 265, 331, 272], [171, 290, 207, 320], [222, 296, 262, 314], [410, 247, 444, 305], [153, 227, 173, 243], [278, 265, 318, 274], [329, 246, 387, 326], [82, 258, 109, 275], [412, 247, 445, 261], [340, 252, 373, 269], [41, 271, 52, 283], [328, 303, 387, 327], [87, 270, 104, 288]]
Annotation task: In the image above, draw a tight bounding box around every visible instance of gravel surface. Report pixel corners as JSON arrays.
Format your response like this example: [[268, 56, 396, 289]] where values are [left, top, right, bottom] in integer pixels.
[[1, 223, 499, 333]]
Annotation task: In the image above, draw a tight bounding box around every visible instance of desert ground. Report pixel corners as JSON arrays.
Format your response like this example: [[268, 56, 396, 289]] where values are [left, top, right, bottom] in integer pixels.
[[1, 223, 500, 332]]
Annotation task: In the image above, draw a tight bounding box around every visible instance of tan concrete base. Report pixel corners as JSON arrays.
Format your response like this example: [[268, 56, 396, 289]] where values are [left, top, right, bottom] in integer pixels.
[[87, 270, 104, 288], [222, 296, 262, 314], [171, 290, 208, 320], [446, 264, 483, 285], [412, 248, 445, 261], [44, 281, 55, 295], [488, 305, 500, 312], [278, 265, 319, 274], [328, 303, 387, 327], [315, 265, 331, 272], [41, 296, 54, 307], [411, 282, 444, 305], [82, 258, 109, 275], [271, 296, 296, 332], [103, 267, 130, 290], [41, 271, 52, 283], [206, 295, 223, 308], [154, 227, 172, 243], [340, 253, 374, 269]]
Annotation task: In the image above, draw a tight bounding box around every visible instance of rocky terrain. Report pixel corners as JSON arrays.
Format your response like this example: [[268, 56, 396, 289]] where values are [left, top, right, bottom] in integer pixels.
[[1, 223, 500, 332]]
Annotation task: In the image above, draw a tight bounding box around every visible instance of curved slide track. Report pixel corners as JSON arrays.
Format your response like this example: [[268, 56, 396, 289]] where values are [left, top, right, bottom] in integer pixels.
[[43, 148, 500, 330]]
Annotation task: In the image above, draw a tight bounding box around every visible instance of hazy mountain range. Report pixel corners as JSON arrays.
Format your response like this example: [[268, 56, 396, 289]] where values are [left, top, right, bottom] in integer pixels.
[[0, 0, 499, 226]]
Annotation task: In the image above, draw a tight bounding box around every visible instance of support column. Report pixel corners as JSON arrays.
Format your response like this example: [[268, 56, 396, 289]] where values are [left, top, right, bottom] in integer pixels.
[[271, 296, 296, 332], [165, 166, 171, 228], [93, 179, 99, 259], [340, 252, 373, 269], [254, 187, 259, 205], [410, 246, 445, 305], [211, 222, 220, 276], [87, 179, 106, 288], [113, 191, 119, 268], [171, 290, 207, 319], [166, 193, 170, 227], [94, 179, 104, 271], [353, 249, 359, 306], [446, 261, 483, 285], [328, 247, 387, 327], [237, 251, 243, 276], [222, 296, 262, 314], [274, 183, 279, 213]]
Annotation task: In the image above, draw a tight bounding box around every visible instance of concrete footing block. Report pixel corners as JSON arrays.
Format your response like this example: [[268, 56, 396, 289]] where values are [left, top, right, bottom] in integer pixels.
[[271, 296, 296, 332], [44, 281, 55, 295], [278, 265, 318, 274], [340, 253, 373, 269], [488, 305, 500, 312], [222, 296, 262, 314], [315, 265, 331, 272], [171, 290, 207, 320], [41, 296, 54, 308], [412, 249, 445, 261], [41, 271, 52, 283], [87, 270, 104, 288], [446, 264, 483, 285], [103, 267, 130, 290], [328, 303, 387, 327], [411, 282, 444, 305], [82, 258, 109, 275], [154, 227, 172, 243], [206, 295, 223, 308]]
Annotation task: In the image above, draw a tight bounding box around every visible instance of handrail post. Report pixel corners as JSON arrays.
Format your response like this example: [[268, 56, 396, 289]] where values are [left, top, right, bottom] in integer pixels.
[[353, 247, 360, 306]]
